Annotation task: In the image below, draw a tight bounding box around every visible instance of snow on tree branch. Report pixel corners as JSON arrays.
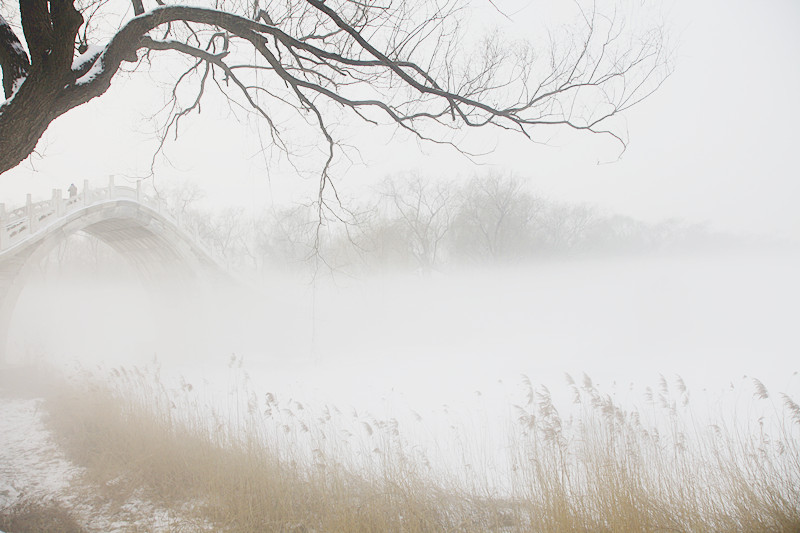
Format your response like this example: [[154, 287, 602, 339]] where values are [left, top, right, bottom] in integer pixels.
[[0, 0, 671, 192]]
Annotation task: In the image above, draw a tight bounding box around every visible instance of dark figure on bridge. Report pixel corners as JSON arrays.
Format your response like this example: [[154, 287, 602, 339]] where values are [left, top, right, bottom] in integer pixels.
[[68, 183, 77, 197]]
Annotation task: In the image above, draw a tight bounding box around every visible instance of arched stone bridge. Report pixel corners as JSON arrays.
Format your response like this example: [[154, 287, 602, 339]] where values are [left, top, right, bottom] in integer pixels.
[[0, 177, 225, 363]]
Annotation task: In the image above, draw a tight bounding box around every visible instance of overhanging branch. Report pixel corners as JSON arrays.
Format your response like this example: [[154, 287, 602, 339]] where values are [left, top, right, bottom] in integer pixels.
[[0, 0, 671, 187]]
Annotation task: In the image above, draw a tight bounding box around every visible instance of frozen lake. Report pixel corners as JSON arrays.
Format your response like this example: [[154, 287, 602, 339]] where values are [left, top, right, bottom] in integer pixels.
[[6, 246, 800, 492], [10, 247, 799, 405]]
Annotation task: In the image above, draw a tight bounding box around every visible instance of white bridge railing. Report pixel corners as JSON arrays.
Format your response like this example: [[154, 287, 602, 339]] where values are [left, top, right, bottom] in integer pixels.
[[0, 177, 217, 263]]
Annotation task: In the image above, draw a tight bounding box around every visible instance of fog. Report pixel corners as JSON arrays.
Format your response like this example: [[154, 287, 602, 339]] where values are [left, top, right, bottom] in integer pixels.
[[1, 0, 799, 524], [1, 214, 797, 502], [9, 241, 799, 410]]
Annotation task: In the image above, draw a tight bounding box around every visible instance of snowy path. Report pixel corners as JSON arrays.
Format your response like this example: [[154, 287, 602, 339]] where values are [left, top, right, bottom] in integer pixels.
[[0, 396, 80, 509], [0, 393, 208, 532]]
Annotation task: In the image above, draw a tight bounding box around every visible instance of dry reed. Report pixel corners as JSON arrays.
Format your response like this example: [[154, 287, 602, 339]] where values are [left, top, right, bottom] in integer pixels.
[[40, 363, 800, 532]]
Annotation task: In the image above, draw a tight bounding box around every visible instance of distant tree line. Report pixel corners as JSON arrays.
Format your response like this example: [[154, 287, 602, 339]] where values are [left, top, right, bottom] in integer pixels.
[[154, 173, 734, 277], [37, 173, 737, 279]]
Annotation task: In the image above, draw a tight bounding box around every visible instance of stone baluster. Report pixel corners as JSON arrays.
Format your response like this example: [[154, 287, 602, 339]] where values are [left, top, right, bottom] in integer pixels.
[[108, 175, 115, 199], [53, 188, 63, 217], [136, 180, 142, 202], [26, 194, 34, 233], [83, 179, 90, 206]]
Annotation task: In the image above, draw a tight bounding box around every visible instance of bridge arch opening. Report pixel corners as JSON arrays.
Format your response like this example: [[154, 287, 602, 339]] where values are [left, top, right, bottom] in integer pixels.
[[0, 186, 224, 365], [6, 232, 161, 365]]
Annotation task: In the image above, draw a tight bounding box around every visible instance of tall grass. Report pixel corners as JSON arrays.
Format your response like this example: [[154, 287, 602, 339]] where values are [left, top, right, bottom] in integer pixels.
[[0, 498, 87, 533], [42, 363, 800, 532]]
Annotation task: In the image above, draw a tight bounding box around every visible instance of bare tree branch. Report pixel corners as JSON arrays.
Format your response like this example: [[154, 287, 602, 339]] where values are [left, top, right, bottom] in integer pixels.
[[0, 0, 671, 192]]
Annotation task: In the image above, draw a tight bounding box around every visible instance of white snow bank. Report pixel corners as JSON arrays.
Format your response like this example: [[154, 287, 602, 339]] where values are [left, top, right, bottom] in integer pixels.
[[0, 398, 81, 507]]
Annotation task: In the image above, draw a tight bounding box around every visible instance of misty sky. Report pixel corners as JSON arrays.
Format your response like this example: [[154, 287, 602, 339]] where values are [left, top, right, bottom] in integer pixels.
[[1, 0, 798, 239]]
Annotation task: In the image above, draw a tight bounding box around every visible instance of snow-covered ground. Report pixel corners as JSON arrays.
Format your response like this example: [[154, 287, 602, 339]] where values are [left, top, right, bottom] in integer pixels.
[[0, 390, 211, 532], [7, 247, 800, 432], [0, 397, 80, 509], [11, 248, 800, 392], [156, 248, 800, 410]]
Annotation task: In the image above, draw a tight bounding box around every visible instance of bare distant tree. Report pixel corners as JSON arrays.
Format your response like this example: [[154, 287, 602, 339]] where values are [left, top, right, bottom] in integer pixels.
[[0, 0, 669, 202], [238, 213, 268, 274], [538, 202, 597, 252], [451, 173, 542, 260], [158, 182, 206, 226], [205, 206, 248, 265], [357, 207, 413, 270], [258, 204, 319, 268], [582, 213, 645, 252], [381, 175, 456, 271]]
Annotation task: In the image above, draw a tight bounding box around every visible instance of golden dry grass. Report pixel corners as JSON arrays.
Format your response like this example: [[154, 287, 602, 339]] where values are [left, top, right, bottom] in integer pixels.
[[39, 365, 800, 533], [0, 498, 87, 533]]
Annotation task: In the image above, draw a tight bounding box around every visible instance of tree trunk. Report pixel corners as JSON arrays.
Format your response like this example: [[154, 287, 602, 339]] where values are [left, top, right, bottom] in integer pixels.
[[0, 70, 63, 174]]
